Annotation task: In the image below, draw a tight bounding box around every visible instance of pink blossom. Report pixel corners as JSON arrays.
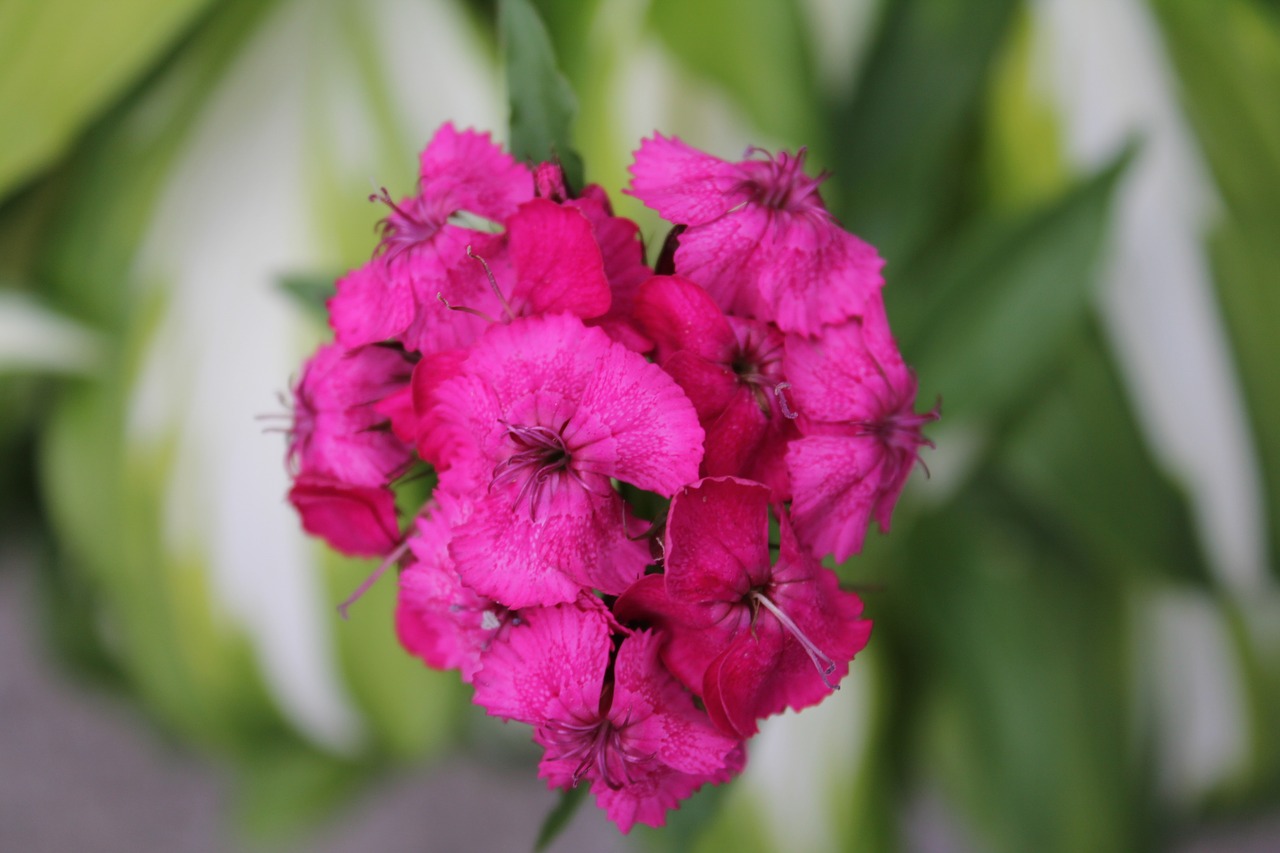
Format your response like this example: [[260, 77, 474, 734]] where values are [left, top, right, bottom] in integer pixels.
[[328, 124, 534, 350], [395, 494, 516, 682], [783, 298, 938, 561], [288, 474, 400, 558], [633, 275, 797, 497], [402, 198, 612, 355], [289, 342, 414, 488], [570, 186, 653, 351], [472, 602, 743, 833], [424, 313, 703, 607], [628, 134, 883, 336], [615, 477, 871, 738]]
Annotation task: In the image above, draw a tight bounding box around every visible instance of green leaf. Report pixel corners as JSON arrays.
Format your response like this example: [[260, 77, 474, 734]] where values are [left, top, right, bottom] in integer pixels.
[[324, 545, 465, 760], [234, 747, 374, 840], [894, 148, 1132, 425], [648, 0, 820, 152], [981, 7, 1071, 212], [0, 290, 103, 374], [498, 0, 584, 190], [32, 0, 279, 330], [827, 0, 1020, 264], [996, 321, 1212, 585], [278, 273, 338, 325], [534, 785, 588, 852], [894, 498, 1157, 853], [1153, 0, 1280, 574], [0, 0, 215, 201]]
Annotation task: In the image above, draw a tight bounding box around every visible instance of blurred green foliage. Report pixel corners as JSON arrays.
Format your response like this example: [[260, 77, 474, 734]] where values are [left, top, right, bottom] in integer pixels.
[[2, 0, 1278, 850]]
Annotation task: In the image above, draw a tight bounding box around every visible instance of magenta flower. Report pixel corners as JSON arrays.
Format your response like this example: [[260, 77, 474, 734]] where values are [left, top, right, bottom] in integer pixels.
[[472, 601, 744, 833], [395, 494, 517, 682], [289, 342, 414, 488], [783, 298, 938, 561], [402, 196, 614, 355], [616, 477, 871, 739], [424, 313, 704, 608], [279, 123, 933, 836], [633, 274, 798, 498], [628, 134, 883, 336], [328, 124, 533, 350], [569, 185, 654, 351], [287, 474, 400, 558]]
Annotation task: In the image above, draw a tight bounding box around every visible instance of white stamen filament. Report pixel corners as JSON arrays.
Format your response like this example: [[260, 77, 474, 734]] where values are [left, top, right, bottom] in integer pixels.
[[774, 382, 799, 419], [752, 590, 838, 690]]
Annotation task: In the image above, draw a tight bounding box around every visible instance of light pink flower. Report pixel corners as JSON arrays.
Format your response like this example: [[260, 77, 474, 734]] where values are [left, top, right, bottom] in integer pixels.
[[616, 477, 871, 738], [783, 298, 938, 561], [422, 314, 701, 607], [628, 134, 883, 336], [472, 601, 743, 833]]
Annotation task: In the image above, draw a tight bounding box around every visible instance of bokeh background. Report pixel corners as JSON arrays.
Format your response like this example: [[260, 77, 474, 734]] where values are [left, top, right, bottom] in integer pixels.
[[2, 0, 1278, 850]]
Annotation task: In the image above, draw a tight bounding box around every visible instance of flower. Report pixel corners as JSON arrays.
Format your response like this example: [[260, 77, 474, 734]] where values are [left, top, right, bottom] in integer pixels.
[[616, 476, 871, 738], [472, 600, 744, 832], [629, 134, 883, 336], [422, 313, 704, 608], [328, 124, 534, 350], [783, 298, 938, 561], [633, 274, 798, 497], [395, 494, 516, 682], [280, 123, 934, 836], [287, 474, 400, 557], [289, 342, 414, 488]]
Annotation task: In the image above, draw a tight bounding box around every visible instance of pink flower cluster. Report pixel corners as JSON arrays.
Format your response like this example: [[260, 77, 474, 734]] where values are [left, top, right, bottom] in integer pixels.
[[284, 124, 936, 832]]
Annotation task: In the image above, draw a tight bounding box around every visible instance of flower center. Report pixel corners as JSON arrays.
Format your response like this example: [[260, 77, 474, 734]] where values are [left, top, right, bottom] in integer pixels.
[[855, 399, 941, 454], [490, 422, 580, 518], [729, 324, 789, 415], [741, 147, 829, 214], [370, 187, 443, 261], [543, 713, 652, 790]]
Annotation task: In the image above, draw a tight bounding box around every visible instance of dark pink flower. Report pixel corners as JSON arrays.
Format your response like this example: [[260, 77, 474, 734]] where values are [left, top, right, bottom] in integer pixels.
[[289, 342, 414, 488], [424, 313, 703, 607], [395, 494, 516, 682], [570, 185, 653, 351], [628, 134, 883, 336], [783, 298, 938, 561], [531, 163, 652, 342], [633, 275, 798, 497], [328, 124, 533, 350], [472, 601, 743, 833], [616, 477, 871, 739], [402, 198, 613, 355], [288, 474, 400, 557]]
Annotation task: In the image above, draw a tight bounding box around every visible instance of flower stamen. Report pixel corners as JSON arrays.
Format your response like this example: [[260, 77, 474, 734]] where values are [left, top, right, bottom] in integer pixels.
[[466, 244, 515, 322], [752, 590, 837, 689], [775, 382, 799, 419], [337, 537, 412, 619]]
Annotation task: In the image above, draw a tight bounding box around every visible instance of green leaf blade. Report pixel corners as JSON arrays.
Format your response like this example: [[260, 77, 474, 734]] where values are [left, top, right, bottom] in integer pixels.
[[534, 785, 588, 851], [499, 0, 584, 190]]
